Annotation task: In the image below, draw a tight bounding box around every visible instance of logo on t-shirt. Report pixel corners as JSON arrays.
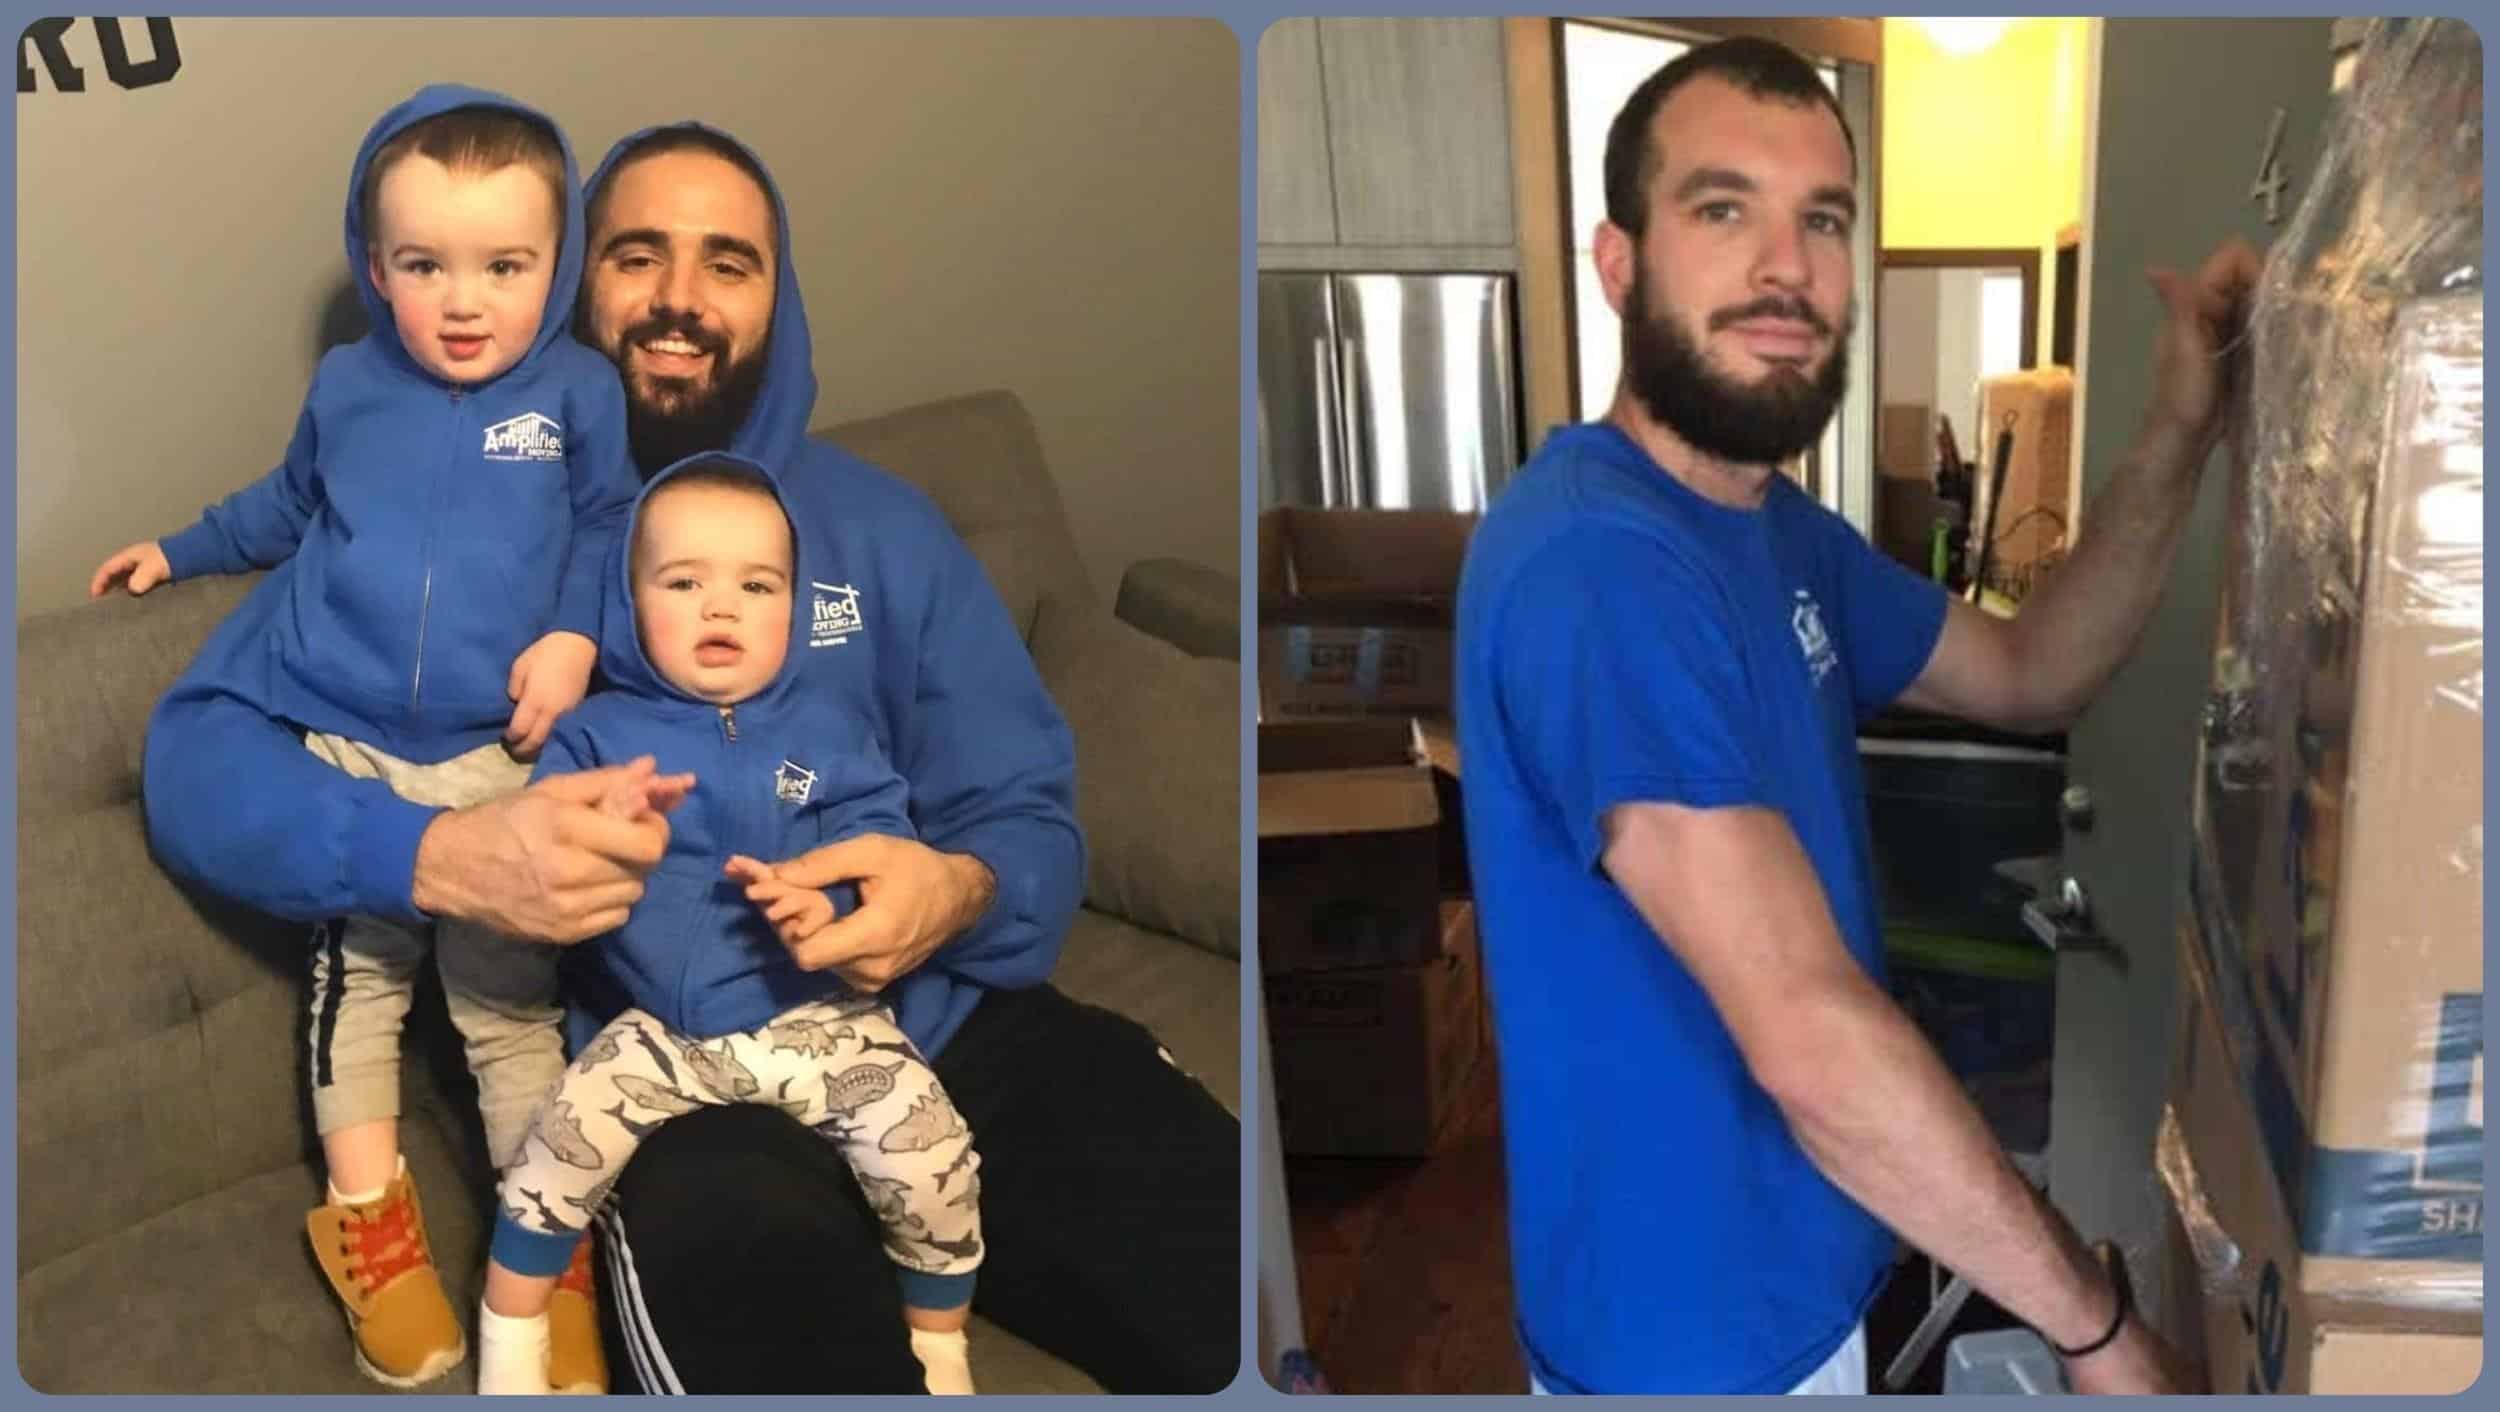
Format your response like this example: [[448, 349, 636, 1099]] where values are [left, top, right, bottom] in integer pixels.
[[1792, 588, 1838, 687], [481, 412, 564, 462], [810, 581, 863, 648], [774, 759, 817, 806]]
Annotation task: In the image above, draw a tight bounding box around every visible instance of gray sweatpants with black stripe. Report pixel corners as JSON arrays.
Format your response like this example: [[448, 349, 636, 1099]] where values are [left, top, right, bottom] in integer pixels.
[[303, 733, 565, 1171]]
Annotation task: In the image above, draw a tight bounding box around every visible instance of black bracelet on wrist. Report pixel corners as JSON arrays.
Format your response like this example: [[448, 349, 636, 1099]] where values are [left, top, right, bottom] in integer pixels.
[[2048, 1264, 2132, 1359]]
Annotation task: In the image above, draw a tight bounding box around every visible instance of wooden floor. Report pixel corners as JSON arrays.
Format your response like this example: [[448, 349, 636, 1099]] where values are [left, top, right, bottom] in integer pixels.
[[1283, 1040, 2007, 1395], [1284, 1047, 1527, 1395]]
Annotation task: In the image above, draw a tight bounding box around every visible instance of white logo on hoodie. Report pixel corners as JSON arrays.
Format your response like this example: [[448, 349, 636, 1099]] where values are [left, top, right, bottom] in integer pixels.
[[810, 581, 863, 647], [482, 412, 564, 462], [774, 760, 816, 806]]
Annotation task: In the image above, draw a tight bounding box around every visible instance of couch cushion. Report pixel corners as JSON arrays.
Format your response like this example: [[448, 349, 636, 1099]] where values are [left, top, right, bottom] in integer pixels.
[[1115, 557, 1240, 661], [814, 390, 1097, 624], [1029, 595, 1239, 961], [18, 1115, 486, 1394], [17, 801, 313, 1272], [1051, 908, 1239, 1116], [18, 573, 257, 821]]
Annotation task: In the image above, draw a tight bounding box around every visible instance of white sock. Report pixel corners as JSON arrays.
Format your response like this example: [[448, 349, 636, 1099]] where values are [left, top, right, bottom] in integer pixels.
[[328, 1154, 406, 1206], [476, 1304, 551, 1396], [909, 1326, 976, 1396]]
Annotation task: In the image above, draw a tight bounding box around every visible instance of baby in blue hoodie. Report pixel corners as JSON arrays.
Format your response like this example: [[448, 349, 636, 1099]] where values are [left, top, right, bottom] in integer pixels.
[[477, 458, 983, 1395], [91, 87, 637, 1390]]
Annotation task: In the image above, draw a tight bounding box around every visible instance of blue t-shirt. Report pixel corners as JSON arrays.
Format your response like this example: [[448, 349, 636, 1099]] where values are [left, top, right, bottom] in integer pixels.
[[1454, 422, 1948, 1394]]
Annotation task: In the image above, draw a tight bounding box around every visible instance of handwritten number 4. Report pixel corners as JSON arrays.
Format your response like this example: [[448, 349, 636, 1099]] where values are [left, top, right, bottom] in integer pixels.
[[2249, 107, 2289, 225]]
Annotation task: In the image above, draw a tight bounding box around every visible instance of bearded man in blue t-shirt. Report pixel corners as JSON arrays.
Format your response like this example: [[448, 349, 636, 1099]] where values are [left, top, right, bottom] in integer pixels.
[[1457, 36, 2252, 1396]]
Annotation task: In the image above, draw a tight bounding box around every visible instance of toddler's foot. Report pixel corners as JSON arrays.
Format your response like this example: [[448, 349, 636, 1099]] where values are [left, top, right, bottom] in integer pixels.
[[909, 1326, 976, 1395], [305, 1159, 465, 1387], [475, 1304, 551, 1396]]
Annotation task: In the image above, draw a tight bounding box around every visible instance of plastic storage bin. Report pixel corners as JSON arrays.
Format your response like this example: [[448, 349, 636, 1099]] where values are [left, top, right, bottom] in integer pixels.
[[1942, 1328, 2064, 1394]]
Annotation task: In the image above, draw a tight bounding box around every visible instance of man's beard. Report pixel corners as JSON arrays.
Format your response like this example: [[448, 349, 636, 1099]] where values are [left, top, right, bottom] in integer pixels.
[[590, 309, 772, 480], [1621, 262, 1852, 469]]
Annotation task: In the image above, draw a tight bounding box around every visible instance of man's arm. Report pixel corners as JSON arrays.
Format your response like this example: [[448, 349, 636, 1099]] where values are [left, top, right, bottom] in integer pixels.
[[1900, 238, 2261, 733], [1600, 800, 2182, 1393], [145, 623, 678, 938]]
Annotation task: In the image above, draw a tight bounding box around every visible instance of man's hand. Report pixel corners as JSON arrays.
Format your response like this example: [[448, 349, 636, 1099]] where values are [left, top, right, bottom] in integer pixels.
[[2143, 236, 2264, 461], [411, 755, 694, 943], [2064, 1314, 2191, 1395], [90, 540, 172, 598], [723, 854, 837, 947], [505, 631, 599, 760], [754, 834, 997, 992]]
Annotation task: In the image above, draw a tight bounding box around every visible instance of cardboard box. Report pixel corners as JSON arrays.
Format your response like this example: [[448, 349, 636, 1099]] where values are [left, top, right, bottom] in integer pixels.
[[2196, 1275, 2482, 1394], [2150, 1186, 2209, 1388], [1878, 401, 1934, 481], [2181, 292, 2483, 1281], [1256, 507, 1474, 718], [1258, 717, 1443, 976], [1969, 368, 2073, 578], [2170, 974, 2480, 1389], [1266, 901, 1484, 1158], [2170, 934, 2480, 1309]]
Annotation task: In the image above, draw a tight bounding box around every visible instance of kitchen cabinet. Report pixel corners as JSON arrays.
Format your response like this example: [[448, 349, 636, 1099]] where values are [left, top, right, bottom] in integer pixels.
[[1255, 19, 1338, 247], [1256, 17, 1515, 266]]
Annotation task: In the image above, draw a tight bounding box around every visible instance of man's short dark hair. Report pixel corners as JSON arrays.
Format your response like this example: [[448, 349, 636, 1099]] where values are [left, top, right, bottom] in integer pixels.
[[586, 126, 779, 260], [1603, 36, 1857, 237]]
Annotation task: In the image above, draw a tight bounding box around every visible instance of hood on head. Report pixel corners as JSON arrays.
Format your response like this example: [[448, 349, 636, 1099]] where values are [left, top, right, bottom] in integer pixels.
[[579, 123, 819, 473], [604, 450, 808, 712], [345, 84, 587, 378]]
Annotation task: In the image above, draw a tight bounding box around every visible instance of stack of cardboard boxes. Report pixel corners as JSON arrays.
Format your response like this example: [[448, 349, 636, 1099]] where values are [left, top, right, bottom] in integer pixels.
[[1257, 508, 1487, 1157], [2154, 283, 2483, 1388]]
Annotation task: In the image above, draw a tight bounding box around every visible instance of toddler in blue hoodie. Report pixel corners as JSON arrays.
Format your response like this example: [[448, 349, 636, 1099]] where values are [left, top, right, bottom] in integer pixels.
[[92, 86, 636, 1390], [475, 457, 983, 1395]]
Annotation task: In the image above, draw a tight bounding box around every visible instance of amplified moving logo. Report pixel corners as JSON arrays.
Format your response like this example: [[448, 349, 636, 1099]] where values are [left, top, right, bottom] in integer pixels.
[[773, 759, 816, 807], [20, 19, 181, 92], [810, 581, 862, 648], [482, 412, 564, 463]]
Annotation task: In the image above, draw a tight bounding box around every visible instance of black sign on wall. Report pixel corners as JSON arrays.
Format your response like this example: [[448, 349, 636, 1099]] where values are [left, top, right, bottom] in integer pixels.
[[19, 18, 181, 92]]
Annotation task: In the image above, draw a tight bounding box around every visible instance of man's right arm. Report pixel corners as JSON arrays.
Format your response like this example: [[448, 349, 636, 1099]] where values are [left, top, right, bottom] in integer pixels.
[[1599, 800, 2180, 1393], [144, 674, 437, 925], [145, 659, 678, 939]]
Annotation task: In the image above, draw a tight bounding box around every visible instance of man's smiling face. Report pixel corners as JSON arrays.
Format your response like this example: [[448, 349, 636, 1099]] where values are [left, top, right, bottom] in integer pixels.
[[582, 146, 777, 466]]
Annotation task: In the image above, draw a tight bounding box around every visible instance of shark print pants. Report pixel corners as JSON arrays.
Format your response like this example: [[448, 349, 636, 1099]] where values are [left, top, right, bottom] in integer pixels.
[[498, 999, 983, 1297]]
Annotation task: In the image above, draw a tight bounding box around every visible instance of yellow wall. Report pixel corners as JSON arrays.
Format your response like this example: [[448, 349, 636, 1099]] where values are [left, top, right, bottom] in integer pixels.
[[1881, 17, 2090, 363]]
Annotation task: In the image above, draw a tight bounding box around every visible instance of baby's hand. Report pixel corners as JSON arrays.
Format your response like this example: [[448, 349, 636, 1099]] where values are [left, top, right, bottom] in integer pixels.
[[725, 854, 838, 948], [505, 631, 598, 760], [593, 767, 698, 820], [89, 540, 171, 599]]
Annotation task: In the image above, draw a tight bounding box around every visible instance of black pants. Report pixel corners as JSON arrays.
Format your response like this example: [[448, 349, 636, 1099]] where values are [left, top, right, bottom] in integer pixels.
[[592, 983, 1239, 1393]]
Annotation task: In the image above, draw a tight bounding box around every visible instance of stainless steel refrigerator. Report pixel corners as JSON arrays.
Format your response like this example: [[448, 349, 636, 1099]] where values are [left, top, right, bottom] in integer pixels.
[[1257, 271, 1522, 512]]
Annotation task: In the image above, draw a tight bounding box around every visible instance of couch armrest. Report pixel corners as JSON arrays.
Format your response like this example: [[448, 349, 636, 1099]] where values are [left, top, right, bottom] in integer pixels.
[[1114, 557, 1238, 662], [1029, 593, 1239, 959]]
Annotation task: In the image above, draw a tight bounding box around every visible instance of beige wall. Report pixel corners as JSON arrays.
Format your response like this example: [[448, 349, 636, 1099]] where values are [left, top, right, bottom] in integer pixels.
[[17, 17, 1240, 618]]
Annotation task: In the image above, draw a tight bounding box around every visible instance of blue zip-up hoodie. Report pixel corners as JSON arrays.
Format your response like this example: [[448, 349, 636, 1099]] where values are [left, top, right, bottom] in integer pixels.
[[145, 120, 1084, 1062], [152, 84, 637, 764], [540, 453, 911, 1047]]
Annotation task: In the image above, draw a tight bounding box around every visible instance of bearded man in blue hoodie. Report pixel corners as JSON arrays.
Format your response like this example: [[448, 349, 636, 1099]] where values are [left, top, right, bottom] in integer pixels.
[[144, 122, 1236, 1394]]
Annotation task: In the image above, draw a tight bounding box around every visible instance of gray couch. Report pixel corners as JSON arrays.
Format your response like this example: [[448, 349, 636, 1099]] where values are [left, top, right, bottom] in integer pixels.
[[16, 389, 1241, 1394]]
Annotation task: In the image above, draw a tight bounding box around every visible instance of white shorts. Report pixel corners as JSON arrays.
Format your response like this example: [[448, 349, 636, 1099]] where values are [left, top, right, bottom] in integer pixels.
[[1527, 1322, 1867, 1396]]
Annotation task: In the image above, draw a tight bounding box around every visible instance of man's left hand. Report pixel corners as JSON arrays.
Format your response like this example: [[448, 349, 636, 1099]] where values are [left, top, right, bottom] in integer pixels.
[[756, 834, 997, 991], [2142, 236, 2265, 462]]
